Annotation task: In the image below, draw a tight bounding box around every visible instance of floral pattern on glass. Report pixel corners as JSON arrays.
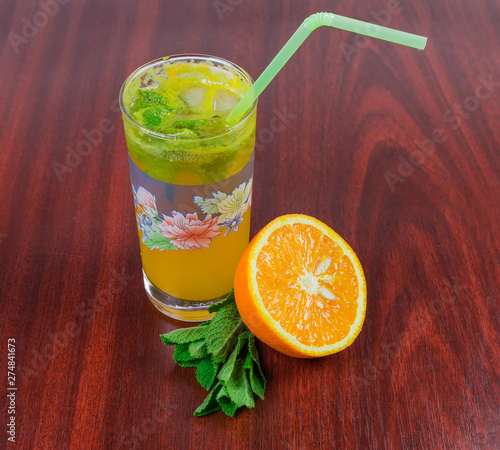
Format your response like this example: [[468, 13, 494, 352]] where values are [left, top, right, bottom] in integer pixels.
[[132, 177, 252, 251]]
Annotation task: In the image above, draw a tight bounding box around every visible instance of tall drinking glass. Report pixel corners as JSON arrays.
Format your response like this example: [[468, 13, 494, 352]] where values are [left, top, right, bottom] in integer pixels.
[[119, 55, 257, 321]]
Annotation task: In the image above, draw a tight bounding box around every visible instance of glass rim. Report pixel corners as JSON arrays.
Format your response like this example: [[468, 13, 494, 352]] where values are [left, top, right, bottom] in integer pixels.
[[119, 54, 257, 140]]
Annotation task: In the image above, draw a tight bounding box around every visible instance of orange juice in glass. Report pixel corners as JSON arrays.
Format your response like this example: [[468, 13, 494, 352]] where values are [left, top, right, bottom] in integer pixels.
[[119, 55, 256, 321]]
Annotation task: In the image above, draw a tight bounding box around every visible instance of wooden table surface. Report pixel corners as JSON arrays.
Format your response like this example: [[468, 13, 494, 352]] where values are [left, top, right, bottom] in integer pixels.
[[2, 0, 500, 448]]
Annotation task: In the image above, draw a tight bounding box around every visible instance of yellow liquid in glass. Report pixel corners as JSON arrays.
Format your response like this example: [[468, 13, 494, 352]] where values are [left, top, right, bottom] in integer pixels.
[[140, 208, 251, 301]]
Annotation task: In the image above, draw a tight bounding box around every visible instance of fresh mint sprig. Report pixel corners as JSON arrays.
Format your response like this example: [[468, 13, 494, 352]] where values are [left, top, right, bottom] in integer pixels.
[[160, 290, 266, 417]]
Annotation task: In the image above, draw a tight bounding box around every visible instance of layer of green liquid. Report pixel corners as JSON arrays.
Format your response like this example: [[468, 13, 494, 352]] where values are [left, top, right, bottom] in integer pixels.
[[122, 60, 256, 185]]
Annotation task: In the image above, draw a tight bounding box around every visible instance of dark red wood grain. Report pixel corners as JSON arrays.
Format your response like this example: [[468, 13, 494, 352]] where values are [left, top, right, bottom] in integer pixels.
[[1, 0, 499, 448]]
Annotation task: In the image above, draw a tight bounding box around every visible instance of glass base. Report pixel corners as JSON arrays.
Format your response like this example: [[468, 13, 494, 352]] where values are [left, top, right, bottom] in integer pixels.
[[143, 270, 224, 322]]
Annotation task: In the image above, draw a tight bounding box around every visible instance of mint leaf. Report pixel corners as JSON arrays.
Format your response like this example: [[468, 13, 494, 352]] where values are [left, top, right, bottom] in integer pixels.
[[172, 119, 209, 130], [176, 359, 202, 368], [207, 289, 235, 313], [218, 346, 238, 383], [196, 356, 219, 390], [142, 107, 164, 127], [189, 340, 208, 359], [160, 326, 207, 345], [138, 89, 169, 105], [247, 334, 261, 364], [205, 301, 244, 362], [160, 290, 266, 418], [243, 351, 253, 370], [248, 362, 266, 400], [216, 386, 238, 417], [194, 382, 222, 417], [237, 331, 252, 354], [246, 336, 266, 399], [225, 359, 255, 409], [173, 343, 198, 362]]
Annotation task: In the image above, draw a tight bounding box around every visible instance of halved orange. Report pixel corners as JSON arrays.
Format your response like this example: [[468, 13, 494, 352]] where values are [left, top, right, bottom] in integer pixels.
[[234, 214, 366, 358]]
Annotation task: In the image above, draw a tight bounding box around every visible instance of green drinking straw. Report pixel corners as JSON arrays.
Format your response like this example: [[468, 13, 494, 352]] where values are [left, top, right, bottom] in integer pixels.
[[225, 12, 427, 126]]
